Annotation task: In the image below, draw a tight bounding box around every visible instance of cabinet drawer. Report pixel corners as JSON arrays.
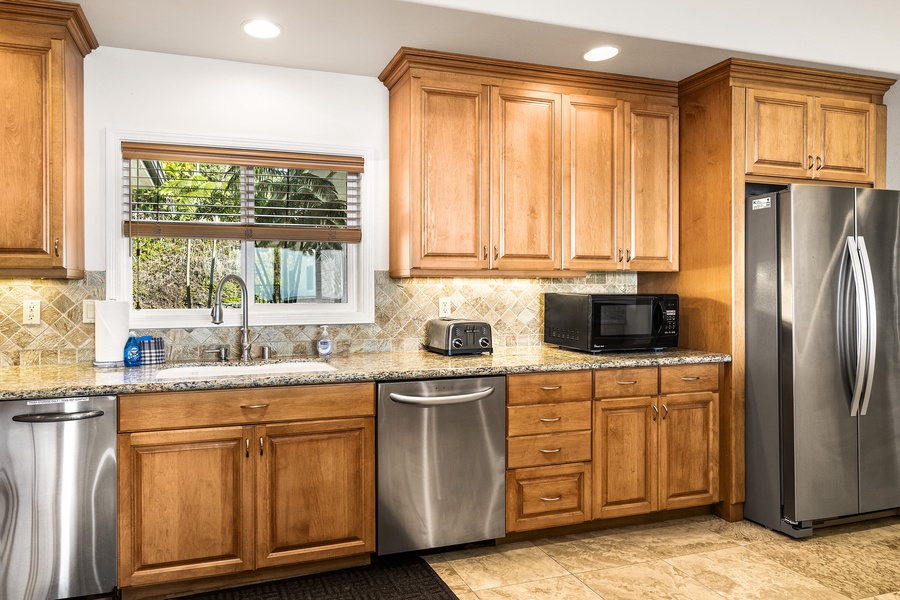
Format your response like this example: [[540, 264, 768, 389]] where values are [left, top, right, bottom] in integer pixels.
[[660, 364, 719, 394], [506, 463, 591, 532], [507, 431, 591, 468], [119, 383, 376, 432], [507, 371, 592, 405], [594, 367, 658, 398], [507, 402, 591, 436]]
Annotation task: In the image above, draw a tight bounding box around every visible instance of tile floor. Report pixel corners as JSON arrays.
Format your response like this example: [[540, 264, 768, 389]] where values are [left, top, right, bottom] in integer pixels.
[[423, 514, 900, 600]]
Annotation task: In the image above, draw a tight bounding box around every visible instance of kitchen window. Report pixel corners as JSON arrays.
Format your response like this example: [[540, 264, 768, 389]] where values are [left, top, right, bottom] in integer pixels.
[[106, 131, 375, 328]]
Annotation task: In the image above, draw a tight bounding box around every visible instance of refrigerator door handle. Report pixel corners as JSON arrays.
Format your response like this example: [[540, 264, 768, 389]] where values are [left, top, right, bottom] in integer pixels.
[[845, 236, 868, 417], [857, 236, 877, 416]]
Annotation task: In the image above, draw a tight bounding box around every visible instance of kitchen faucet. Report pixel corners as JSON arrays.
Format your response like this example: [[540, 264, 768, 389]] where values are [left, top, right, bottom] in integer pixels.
[[210, 274, 252, 362]]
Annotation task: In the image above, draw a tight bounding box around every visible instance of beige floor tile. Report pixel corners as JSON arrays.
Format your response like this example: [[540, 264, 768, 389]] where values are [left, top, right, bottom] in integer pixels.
[[751, 527, 900, 599], [430, 562, 473, 595], [439, 541, 535, 562], [474, 575, 602, 599], [577, 560, 725, 600], [612, 521, 741, 559], [862, 594, 900, 600], [456, 591, 481, 600], [702, 518, 788, 545], [666, 544, 850, 599], [447, 545, 570, 591]]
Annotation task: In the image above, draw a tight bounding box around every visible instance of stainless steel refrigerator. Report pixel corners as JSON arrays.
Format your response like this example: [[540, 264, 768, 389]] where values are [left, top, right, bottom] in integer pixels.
[[745, 184, 900, 538]]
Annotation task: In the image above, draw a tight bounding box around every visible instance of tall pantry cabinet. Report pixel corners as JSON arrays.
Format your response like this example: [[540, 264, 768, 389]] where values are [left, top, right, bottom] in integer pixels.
[[640, 58, 895, 521], [0, 0, 96, 278]]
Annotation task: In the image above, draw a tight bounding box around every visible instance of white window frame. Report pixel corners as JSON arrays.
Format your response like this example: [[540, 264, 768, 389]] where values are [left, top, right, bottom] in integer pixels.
[[105, 129, 375, 328]]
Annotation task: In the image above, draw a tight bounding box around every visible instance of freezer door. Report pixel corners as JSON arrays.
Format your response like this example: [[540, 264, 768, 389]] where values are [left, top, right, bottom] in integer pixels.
[[855, 188, 900, 513], [781, 185, 859, 522]]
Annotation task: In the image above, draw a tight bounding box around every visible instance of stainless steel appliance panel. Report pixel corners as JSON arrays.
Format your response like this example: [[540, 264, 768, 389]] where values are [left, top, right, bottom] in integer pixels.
[[781, 186, 859, 522], [855, 188, 900, 513], [0, 396, 117, 600], [377, 377, 506, 555]]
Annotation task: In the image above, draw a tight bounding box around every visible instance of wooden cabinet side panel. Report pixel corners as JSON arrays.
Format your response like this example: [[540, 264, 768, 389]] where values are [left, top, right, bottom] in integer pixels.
[[492, 86, 562, 270], [625, 102, 679, 271], [745, 88, 813, 178], [659, 392, 719, 510], [118, 427, 255, 588], [563, 94, 621, 270], [815, 97, 876, 183], [256, 418, 375, 568], [593, 397, 658, 519], [412, 78, 491, 270], [388, 77, 413, 277]]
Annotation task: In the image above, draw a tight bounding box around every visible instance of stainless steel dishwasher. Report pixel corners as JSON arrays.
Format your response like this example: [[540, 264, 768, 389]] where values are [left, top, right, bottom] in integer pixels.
[[377, 376, 506, 555], [0, 395, 117, 600]]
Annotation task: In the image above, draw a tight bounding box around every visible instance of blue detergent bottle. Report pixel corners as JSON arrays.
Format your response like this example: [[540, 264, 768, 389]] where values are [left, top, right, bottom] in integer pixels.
[[123, 332, 141, 367]]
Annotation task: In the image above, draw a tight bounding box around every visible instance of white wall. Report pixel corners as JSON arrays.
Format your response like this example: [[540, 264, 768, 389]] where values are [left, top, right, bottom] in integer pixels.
[[83, 47, 390, 271]]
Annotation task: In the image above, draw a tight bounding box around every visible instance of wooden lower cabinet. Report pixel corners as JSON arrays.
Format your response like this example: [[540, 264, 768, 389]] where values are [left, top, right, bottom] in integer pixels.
[[593, 365, 720, 520], [257, 419, 374, 568], [118, 385, 375, 590], [506, 463, 591, 532]]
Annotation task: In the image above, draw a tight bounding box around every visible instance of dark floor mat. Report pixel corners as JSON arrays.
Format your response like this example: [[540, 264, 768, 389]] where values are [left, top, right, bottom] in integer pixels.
[[178, 555, 457, 600]]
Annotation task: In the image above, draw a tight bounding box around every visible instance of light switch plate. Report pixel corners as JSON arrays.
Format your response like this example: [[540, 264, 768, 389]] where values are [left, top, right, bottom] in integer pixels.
[[23, 299, 41, 325], [83, 300, 96, 323]]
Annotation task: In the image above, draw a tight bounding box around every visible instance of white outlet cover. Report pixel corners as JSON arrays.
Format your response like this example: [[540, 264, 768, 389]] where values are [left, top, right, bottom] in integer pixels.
[[23, 299, 41, 325], [83, 300, 96, 323], [439, 297, 452, 318]]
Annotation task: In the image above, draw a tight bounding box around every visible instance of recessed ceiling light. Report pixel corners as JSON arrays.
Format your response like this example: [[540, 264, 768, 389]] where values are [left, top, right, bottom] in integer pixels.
[[583, 46, 619, 62], [242, 19, 282, 39]]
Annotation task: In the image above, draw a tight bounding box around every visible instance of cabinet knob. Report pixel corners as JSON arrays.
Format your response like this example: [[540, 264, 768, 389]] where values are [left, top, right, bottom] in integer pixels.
[[662, 404, 669, 420], [483, 245, 487, 260], [494, 245, 499, 260], [807, 154, 814, 170], [259, 436, 264, 456], [54, 239, 60, 257], [815, 156, 823, 171], [652, 405, 659, 421], [618, 247, 623, 262], [625, 249, 632, 263]]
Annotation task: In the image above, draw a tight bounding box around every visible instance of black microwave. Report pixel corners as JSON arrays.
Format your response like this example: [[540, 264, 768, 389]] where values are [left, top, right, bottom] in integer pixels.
[[543, 293, 678, 352]]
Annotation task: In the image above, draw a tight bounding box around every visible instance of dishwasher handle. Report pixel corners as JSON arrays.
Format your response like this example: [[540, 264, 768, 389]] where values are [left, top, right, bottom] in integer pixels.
[[389, 387, 495, 406], [12, 409, 105, 423]]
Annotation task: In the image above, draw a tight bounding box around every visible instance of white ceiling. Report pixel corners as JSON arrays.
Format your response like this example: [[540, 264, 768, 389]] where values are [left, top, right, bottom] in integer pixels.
[[77, 0, 899, 82]]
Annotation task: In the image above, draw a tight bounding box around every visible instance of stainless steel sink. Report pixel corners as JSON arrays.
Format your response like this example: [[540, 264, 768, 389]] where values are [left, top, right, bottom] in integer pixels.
[[155, 361, 337, 380]]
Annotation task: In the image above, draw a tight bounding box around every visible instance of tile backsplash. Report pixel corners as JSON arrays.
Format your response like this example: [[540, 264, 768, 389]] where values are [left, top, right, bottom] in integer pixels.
[[0, 270, 635, 366]]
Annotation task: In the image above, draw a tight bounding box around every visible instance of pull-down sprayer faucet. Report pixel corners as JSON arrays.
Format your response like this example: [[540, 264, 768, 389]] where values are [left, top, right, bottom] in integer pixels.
[[211, 274, 252, 362]]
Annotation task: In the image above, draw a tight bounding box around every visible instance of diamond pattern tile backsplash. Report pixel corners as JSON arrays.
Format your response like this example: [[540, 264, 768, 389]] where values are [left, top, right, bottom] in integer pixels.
[[0, 270, 635, 365]]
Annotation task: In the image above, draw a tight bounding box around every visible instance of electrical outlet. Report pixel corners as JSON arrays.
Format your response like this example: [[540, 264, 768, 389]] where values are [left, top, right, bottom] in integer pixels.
[[438, 297, 452, 318], [82, 300, 96, 323], [23, 300, 41, 325]]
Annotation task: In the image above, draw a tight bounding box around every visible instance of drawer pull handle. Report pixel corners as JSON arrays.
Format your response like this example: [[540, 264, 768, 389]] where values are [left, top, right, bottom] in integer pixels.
[[245, 438, 250, 458], [662, 404, 669, 420], [540, 385, 562, 391], [681, 376, 700, 381], [652, 405, 659, 421], [616, 381, 637, 385], [240, 404, 270, 409], [539, 448, 561, 453], [539, 417, 561, 422], [259, 436, 264, 456], [540, 496, 562, 502]]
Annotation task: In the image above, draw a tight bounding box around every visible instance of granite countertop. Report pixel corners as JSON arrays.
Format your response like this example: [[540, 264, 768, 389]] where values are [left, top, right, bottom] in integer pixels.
[[0, 346, 731, 401]]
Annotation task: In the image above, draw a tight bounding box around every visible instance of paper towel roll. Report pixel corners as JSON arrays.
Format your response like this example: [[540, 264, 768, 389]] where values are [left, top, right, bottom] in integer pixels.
[[94, 300, 130, 366]]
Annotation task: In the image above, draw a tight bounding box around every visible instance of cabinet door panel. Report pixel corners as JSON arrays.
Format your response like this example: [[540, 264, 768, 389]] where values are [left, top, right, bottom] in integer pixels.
[[625, 102, 678, 271], [594, 397, 658, 518], [118, 427, 254, 587], [0, 33, 59, 269], [412, 78, 491, 270], [745, 89, 813, 178], [564, 95, 621, 270], [256, 418, 374, 568], [659, 392, 719, 510], [492, 86, 562, 270], [816, 97, 876, 183]]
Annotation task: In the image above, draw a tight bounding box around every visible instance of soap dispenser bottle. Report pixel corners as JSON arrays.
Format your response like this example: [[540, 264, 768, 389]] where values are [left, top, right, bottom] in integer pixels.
[[316, 326, 334, 359]]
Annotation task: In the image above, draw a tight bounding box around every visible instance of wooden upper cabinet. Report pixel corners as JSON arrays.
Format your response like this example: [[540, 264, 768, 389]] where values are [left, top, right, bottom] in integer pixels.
[[746, 88, 876, 183], [563, 95, 621, 271], [379, 48, 679, 277], [624, 102, 679, 271], [0, 3, 96, 278], [410, 77, 491, 272], [492, 86, 562, 271]]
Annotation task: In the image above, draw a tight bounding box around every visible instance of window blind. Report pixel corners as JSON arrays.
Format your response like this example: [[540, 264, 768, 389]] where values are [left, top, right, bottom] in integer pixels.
[[122, 142, 363, 243]]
